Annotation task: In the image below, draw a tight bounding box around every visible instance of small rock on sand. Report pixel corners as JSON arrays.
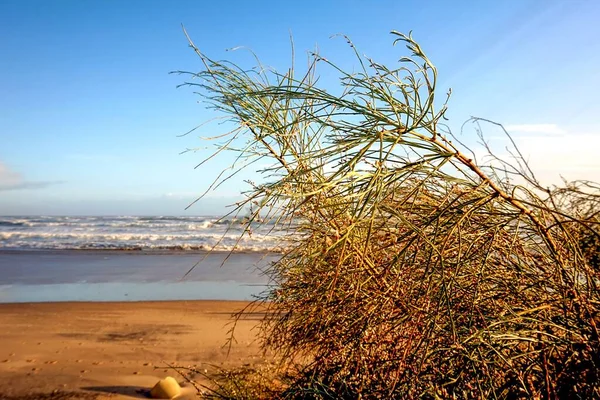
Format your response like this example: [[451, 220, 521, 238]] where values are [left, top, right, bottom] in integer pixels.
[[150, 376, 181, 399]]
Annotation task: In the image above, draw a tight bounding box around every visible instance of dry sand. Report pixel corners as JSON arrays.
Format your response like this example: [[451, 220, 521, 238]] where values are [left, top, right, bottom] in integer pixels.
[[0, 301, 266, 399]]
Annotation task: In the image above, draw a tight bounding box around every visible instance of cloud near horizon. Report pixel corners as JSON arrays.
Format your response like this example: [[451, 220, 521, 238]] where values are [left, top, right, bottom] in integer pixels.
[[0, 162, 21, 187], [0, 162, 63, 191], [476, 124, 600, 186]]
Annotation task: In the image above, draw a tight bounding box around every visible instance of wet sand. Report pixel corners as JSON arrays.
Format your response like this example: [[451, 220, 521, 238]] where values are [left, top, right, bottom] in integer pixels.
[[0, 250, 276, 284], [0, 251, 276, 303], [0, 301, 266, 399]]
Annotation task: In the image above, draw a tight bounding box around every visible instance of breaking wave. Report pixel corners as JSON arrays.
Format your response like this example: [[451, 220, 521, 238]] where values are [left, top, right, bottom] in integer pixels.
[[0, 216, 288, 252]]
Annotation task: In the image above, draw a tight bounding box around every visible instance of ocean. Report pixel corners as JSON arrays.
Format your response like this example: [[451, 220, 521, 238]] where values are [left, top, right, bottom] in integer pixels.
[[0, 216, 282, 303], [0, 215, 286, 252]]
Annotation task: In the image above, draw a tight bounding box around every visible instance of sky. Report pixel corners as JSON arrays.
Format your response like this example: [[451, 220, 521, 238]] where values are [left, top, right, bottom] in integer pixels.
[[1, 0, 599, 216]]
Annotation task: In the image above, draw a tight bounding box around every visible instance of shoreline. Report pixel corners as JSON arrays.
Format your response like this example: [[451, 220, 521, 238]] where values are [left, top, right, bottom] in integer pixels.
[[0, 249, 277, 282], [0, 249, 283, 255], [0, 250, 276, 304], [0, 281, 269, 304], [0, 300, 266, 399]]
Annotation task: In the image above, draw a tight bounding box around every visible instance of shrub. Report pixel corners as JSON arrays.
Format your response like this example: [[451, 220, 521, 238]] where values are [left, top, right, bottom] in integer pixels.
[[178, 30, 600, 399]]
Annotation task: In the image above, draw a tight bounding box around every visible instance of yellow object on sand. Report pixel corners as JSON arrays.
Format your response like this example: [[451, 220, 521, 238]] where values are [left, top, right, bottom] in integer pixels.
[[150, 376, 181, 399]]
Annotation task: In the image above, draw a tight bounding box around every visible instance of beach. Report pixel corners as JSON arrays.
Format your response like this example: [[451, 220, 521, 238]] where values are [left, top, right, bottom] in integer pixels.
[[0, 300, 266, 399], [0, 216, 280, 398]]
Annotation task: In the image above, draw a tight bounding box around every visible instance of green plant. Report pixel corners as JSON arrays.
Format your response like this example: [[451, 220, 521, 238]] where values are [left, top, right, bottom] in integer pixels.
[[177, 30, 600, 399]]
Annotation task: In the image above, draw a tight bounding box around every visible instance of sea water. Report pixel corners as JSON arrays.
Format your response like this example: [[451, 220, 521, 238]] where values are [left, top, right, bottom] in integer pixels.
[[0, 216, 283, 302], [0, 215, 286, 252]]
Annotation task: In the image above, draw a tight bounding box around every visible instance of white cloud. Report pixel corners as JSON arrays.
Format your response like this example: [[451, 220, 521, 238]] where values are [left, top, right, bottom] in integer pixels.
[[0, 162, 63, 191], [504, 124, 565, 135], [477, 126, 600, 186], [0, 162, 23, 189]]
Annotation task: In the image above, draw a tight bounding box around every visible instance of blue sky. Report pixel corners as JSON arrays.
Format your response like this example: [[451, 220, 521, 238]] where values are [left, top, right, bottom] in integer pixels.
[[1, 0, 599, 215]]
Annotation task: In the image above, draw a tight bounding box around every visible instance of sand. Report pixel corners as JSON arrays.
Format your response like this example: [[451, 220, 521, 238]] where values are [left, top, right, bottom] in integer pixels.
[[0, 301, 266, 399]]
